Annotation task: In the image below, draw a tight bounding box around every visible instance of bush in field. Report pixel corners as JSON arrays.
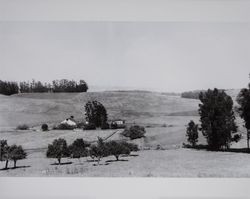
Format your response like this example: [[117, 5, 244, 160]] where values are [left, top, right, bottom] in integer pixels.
[[83, 123, 96, 130], [8, 145, 26, 168], [84, 101, 108, 128], [56, 123, 76, 130], [0, 140, 10, 169], [46, 138, 69, 165], [122, 125, 146, 140], [89, 137, 109, 165], [41, 123, 49, 131], [16, 124, 29, 130], [106, 141, 135, 161], [68, 139, 90, 159], [186, 120, 199, 147], [199, 88, 238, 150]]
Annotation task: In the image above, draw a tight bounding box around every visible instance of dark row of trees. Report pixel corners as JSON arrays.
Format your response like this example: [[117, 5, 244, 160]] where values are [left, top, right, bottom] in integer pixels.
[[0, 80, 19, 95], [46, 138, 139, 165], [185, 75, 250, 151], [0, 79, 88, 95]]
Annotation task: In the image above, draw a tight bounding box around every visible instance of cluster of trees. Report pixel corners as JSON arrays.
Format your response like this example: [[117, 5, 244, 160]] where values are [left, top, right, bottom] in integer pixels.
[[46, 138, 139, 165], [0, 80, 19, 95], [185, 80, 250, 151], [185, 88, 241, 150], [0, 140, 26, 169], [0, 79, 88, 95]]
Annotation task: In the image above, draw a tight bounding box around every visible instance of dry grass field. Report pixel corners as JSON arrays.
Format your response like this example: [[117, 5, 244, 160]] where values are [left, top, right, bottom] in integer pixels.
[[0, 90, 250, 177]]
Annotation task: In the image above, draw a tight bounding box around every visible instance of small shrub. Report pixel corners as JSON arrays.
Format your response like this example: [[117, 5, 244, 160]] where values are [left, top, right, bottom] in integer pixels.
[[41, 123, 49, 131], [46, 138, 69, 165], [83, 123, 96, 130], [122, 125, 146, 140], [16, 124, 29, 130]]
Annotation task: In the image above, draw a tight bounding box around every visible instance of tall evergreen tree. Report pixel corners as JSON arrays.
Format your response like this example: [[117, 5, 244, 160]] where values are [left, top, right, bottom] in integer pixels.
[[84, 101, 108, 128], [186, 120, 199, 147], [237, 75, 250, 150], [199, 88, 238, 150]]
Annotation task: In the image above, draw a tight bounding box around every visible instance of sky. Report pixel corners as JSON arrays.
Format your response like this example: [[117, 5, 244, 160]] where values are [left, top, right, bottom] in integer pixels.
[[0, 21, 250, 92]]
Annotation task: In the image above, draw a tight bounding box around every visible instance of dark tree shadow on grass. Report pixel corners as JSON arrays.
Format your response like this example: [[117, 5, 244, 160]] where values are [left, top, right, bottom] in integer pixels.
[[51, 161, 73, 166], [183, 144, 250, 154], [93, 162, 110, 166], [0, 165, 31, 171], [86, 159, 98, 163], [106, 159, 129, 163]]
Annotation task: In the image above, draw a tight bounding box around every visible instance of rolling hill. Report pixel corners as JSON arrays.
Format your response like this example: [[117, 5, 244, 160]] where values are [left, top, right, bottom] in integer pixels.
[[0, 91, 200, 129]]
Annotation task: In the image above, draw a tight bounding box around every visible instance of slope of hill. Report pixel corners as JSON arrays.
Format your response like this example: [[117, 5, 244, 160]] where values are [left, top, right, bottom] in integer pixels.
[[0, 91, 199, 129]]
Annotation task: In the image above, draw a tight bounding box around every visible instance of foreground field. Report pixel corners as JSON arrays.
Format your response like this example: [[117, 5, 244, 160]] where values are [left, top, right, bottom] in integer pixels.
[[1, 148, 250, 177], [0, 126, 249, 177]]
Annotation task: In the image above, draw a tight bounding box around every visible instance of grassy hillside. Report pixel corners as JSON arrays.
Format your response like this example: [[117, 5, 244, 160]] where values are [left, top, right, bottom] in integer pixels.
[[0, 91, 200, 129]]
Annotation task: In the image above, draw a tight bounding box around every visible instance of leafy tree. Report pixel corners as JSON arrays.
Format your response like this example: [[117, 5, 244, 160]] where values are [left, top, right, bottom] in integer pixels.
[[0, 140, 10, 169], [237, 77, 250, 150], [186, 120, 199, 147], [199, 88, 238, 150], [89, 137, 109, 165], [106, 141, 131, 161], [122, 125, 146, 140], [46, 138, 69, 165], [84, 101, 108, 128], [8, 145, 26, 168], [68, 139, 90, 159]]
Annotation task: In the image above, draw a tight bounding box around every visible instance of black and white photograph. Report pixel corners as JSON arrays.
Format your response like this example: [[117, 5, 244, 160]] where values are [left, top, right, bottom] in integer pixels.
[[1, 0, 250, 180]]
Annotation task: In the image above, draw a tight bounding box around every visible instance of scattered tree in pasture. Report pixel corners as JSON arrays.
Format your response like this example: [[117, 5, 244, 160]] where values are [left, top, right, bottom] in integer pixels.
[[0, 140, 10, 169], [8, 145, 27, 168], [68, 139, 90, 160], [237, 76, 250, 149], [199, 88, 238, 150], [106, 141, 131, 161], [46, 138, 69, 165], [122, 125, 146, 140], [84, 101, 108, 128], [186, 120, 199, 147], [89, 137, 109, 165]]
